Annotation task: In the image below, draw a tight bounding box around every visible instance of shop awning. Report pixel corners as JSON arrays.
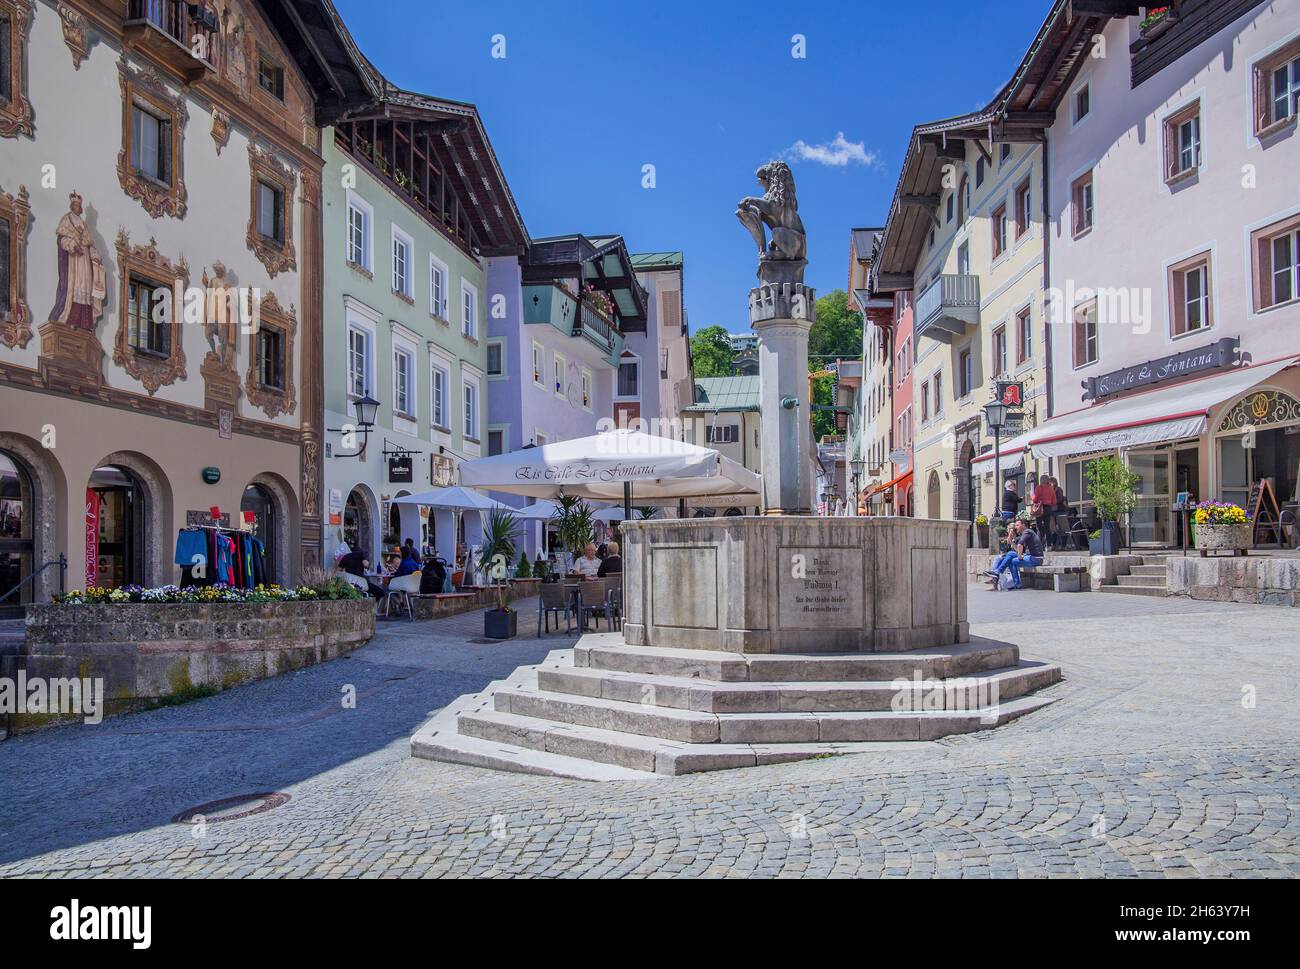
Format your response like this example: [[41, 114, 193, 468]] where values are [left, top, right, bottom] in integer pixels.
[[970, 432, 1031, 473], [866, 469, 913, 498], [1026, 356, 1300, 460]]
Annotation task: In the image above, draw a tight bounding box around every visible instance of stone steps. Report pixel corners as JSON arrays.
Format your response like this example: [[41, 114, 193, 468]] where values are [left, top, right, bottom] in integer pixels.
[[1116, 574, 1167, 588], [1130, 564, 1167, 576], [410, 638, 1063, 779], [1100, 556, 1169, 597], [536, 662, 1052, 714], [1098, 583, 1167, 597]]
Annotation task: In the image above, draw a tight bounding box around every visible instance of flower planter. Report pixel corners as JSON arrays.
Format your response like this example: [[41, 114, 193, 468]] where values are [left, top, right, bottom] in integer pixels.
[[484, 608, 517, 640], [1195, 523, 1252, 557], [1140, 10, 1178, 41]]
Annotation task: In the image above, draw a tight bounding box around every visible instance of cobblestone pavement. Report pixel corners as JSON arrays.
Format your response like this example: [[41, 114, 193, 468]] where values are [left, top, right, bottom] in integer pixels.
[[1, 590, 1296, 878]]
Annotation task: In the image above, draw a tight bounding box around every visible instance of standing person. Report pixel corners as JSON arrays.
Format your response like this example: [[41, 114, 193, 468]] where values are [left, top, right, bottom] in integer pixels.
[[1051, 477, 1071, 550], [985, 520, 1044, 591], [1001, 480, 1023, 522], [1031, 475, 1057, 547]]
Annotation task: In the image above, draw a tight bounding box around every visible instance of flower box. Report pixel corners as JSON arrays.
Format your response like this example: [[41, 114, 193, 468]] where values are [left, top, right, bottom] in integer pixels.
[[1139, 7, 1178, 40], [1194, 523, 1252, 557]]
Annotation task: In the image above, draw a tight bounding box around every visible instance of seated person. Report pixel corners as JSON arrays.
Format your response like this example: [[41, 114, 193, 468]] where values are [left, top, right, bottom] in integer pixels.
[[338, 548, 385, 598], [984, 521, 1044, 591], [571, 542, 601, 579], [393, 548, 421, 578], [597, 541, 623, 577]]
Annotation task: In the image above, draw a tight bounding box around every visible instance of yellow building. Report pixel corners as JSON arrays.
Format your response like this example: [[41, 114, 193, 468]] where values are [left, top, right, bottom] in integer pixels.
[[871, 109, 1052, 529]]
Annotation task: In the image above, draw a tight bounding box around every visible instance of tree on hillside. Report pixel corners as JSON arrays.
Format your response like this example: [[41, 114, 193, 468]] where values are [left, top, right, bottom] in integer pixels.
[[690, 325, 737, 378], [808, 289, 864, 439]]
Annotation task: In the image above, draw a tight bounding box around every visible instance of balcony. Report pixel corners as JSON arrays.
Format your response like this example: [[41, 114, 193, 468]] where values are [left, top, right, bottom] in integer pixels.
[[915, 274, 980, 344], [523, 283, 624, 365], [124, 1, 220, 82]]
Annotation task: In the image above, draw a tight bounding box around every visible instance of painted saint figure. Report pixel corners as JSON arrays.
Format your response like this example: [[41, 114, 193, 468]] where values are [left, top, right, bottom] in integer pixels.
[[48, 192, 106, 331]]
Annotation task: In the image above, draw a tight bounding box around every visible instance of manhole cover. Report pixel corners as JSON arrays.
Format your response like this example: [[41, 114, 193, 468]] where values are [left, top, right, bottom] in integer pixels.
[[172, 792, 290, 824]]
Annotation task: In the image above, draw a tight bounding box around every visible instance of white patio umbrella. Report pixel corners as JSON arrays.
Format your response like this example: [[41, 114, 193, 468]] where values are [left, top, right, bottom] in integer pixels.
[[391, 486, 519, 585], [457, 429, 761, 513]]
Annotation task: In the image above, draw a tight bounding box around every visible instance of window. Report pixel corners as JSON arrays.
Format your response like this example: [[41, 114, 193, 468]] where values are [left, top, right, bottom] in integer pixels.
[[1073, 83, 1090, 124], [991, 204, 1007, 259], [131, 105, 170, 184], [531, 341, 545, 387], [933, 372, 943, 415], [975, 157, 985, 187], [618, 358, 639, 398], [0, 213, 9, 317], [958, 349, 973, 399], [488, 429, 505, 456], [393, 346, 414, 417], [463, 380, 478, 441], [431, 364, 449, 430], [1000, 144, 1011, 164], [346, 194, 372, 271], [257, 56, 285, 101], [1169, 253, 1212, 336], [429, 256, 447, 318], [1251, 214, 1300, 311], [391, 228, 412, 298], [126, 278, 169, 355], [992, 326, 1007, 378], [347, 324, 372, 397], [706, 424, 738, 445], [1163, 102, 1202, 182], [1016, 306, 1032, 364], [1073, 300, 1099, 368], [945, 194, 954, 224], [958, 174, 969, 224], [486, 339, 504, 377], [921, 380, 930, 422], [553, 352, 566, 398], [1015, 179, 1031, 238], [256, 327, 285, 390], [581, 370, 592, 410], [928, 227, 935, 249], [1071, 170, 1094, 237], [256, 180, 284, 244], [461, 281, 478, 340], [0, 10, 11, 105], [1253, 39, 1300, 135], [956, 242, 969, 276]]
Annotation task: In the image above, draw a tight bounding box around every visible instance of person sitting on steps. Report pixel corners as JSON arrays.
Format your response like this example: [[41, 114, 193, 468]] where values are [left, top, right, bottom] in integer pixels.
[[984, 519, 1044, 591]]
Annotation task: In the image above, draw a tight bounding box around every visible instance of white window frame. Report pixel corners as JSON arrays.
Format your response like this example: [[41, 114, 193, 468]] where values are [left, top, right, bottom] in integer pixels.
[[1071, 79, 1091, 126], [581, 369, 593, 412], [392, 335, 417, 421], [533, 429, 549, 447], [429, 254, 449, 320], [430, 359, 451, 433], [345, 190, 374, 272], [486, 337, 506, 379], [553, 351, 567, 400], [531, 340, 546, 388], [462, 376, 480, 442], [391, 225, 414, 299], [616, 353, 641, 400], [461, 279, 479, 340], [345, 315, 375, 401]]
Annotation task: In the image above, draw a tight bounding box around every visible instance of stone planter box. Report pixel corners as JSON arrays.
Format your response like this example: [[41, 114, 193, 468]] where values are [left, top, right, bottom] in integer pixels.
[[1194, 523, 1252, 557], [5, 599, 375, 732]]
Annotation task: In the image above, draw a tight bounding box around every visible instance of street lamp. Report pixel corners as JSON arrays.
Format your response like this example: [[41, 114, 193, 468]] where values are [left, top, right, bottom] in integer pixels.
[[849, 458, 866, 516], [329, 394, 381, 458], [983, 400, 1009, 546]]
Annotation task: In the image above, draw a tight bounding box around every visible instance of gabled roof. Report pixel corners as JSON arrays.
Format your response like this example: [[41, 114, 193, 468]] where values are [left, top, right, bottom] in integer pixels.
[[630, 251, 684, 270], [265, 1, 528, 253], [868, 0, 1120, 293], [685, 376, 761, 413], [851, 228, 882, 262], [524, 234, 649, 327]]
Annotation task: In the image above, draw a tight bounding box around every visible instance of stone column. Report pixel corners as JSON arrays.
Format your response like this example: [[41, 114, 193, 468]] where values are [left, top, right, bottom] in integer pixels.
[[750, 283, 816, 515]]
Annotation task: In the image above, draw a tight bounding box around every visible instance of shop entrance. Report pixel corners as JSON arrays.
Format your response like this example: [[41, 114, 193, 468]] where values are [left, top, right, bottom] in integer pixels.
[[0, 451, 34, 608], [87, 466, 146, 589], [240, 484, 278, 585], [1220, 428, 1300, 514], [1128, 448, 1173, 546]]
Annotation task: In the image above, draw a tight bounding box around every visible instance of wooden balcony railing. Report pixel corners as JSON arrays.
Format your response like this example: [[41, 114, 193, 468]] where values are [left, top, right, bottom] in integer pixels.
[[125, 0, 220, 79]]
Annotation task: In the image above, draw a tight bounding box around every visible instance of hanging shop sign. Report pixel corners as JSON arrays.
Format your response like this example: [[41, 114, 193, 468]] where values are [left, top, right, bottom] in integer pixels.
[[995, 381, 1024, 407], [388, 455, 414, 484], [1081, 337, 1240, 402]]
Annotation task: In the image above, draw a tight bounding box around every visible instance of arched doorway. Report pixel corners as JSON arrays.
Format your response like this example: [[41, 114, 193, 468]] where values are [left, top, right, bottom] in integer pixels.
[[926, 471, 942, 519], [343, 487, 374, 557], [86, 465, 147, 589], [0, 451, 34, 608], [240, 484, 278, 585]]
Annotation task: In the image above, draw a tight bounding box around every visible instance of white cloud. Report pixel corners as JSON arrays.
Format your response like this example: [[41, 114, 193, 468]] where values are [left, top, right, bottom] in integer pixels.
[[783, 132, 880, 168]]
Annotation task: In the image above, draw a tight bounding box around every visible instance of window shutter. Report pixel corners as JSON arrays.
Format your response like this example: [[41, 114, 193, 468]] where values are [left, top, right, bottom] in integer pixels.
[[662, 290, 681, 327], [1073, 315, 1085, 367], [1258, 235, 1274, 309], [0, 216, 9, 316], [159, 118, 173, 183]]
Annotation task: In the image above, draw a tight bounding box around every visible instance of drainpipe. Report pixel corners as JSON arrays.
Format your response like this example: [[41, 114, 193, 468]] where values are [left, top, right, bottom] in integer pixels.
[[1040, 132, 1054, 479]]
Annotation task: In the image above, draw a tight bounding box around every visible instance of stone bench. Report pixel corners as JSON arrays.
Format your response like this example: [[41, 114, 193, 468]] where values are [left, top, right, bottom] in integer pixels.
[[1018, 564, 1087, 593]]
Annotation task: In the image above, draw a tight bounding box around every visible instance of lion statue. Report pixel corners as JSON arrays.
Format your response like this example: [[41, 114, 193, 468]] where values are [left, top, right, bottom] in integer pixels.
[[736, 161, 807, 280]]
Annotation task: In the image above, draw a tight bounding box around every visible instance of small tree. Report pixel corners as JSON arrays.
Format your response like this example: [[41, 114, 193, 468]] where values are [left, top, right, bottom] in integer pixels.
[[551, 495, 595, 571], [515, 551, 531, 579], [477, 508, 520, 611], [533, 554, 549, 580], [1085, 456, 1140, 524]]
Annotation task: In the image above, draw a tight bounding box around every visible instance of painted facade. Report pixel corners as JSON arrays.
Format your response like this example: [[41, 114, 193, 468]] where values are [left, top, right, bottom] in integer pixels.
[[0, 0, 332, 602]]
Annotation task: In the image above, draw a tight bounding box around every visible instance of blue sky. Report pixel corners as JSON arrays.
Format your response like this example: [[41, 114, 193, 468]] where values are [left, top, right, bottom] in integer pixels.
[[335, 0, 1050, 333]]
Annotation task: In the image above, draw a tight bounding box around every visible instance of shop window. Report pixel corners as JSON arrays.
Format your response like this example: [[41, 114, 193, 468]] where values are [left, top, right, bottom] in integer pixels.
[[1169, 252, 1213, 336]]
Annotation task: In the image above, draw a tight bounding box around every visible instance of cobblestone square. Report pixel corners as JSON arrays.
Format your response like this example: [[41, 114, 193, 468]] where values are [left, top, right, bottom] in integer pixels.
[[1, 588, 1295, 879]]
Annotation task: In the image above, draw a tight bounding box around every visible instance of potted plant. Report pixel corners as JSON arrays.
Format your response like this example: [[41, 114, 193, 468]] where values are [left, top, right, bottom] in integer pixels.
[[551, 495, 595, 574], [1139, 5, 1178, 40], [974, 514, 990, 549], [1192, 501, 1252, 556], [1087, 528, 1104, 556], [533, 554, 550, 581], [514, 551, 531, 579], [478, 508, 520, 639], [1084, 456, 1139, 555]]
